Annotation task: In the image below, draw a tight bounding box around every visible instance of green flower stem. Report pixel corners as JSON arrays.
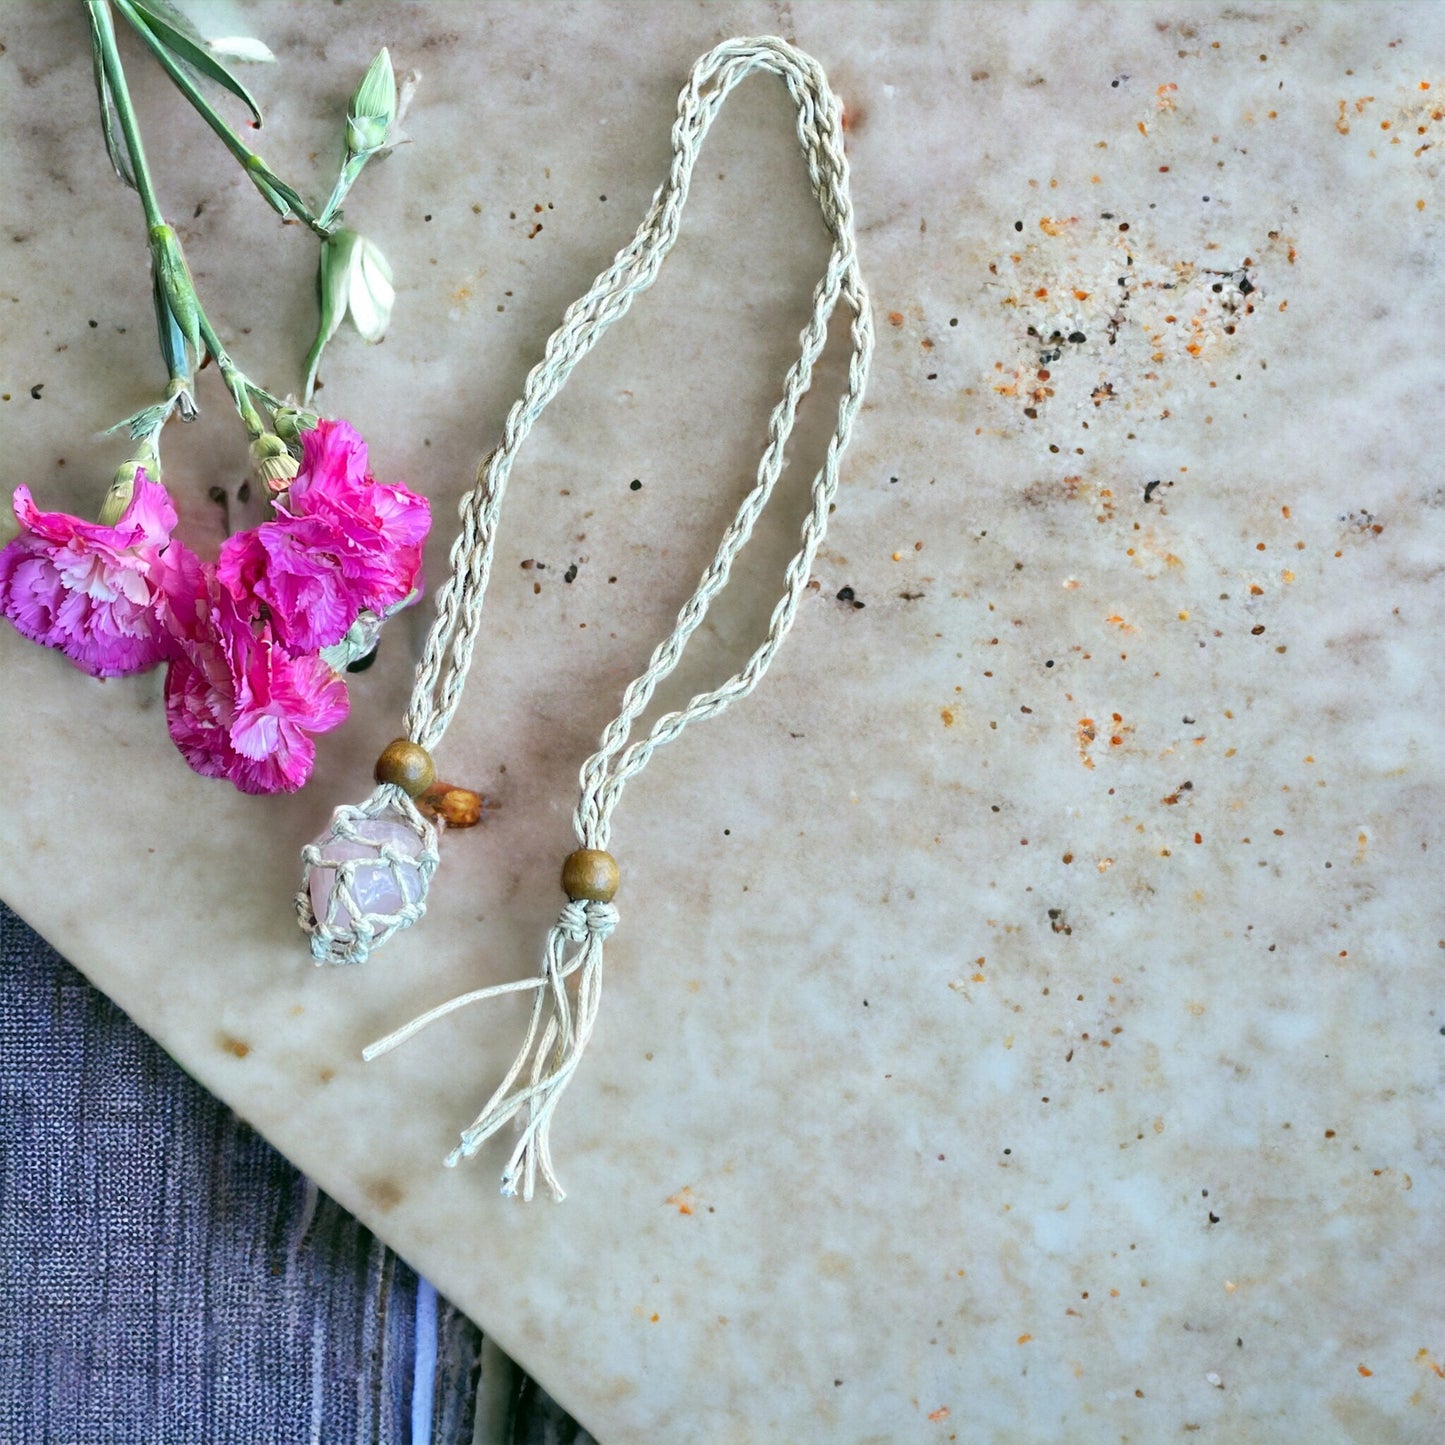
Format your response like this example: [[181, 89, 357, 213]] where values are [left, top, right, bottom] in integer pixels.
[[317, 151, 371, 232], [197, 312, 265, 437], [88, 0, 192, 482], [111, 0, 330, 240], [88, 2, 163, 231]]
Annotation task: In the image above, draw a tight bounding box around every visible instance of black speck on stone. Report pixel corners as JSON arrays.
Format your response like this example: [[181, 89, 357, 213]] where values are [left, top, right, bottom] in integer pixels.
[[836, 586, 855, 602], [88, 319, 98, 328], [29, 383, 42, 399], [1144, 479, 1162, 502], [1208, 1212, 1220, 1224], [563, 563, 578, 584], [629, 478, 642, 491], [1014, 220, 1023, 232], [1068, 331, 1087, 344], [1239, 277, 1255, 295]]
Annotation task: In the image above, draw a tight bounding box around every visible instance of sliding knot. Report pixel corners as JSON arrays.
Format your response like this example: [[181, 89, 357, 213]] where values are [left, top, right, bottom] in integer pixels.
[[557, 898, 619, 943]]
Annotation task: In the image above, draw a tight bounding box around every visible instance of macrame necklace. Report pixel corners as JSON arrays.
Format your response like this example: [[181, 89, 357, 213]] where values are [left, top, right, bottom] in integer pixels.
[[298, 35, 873, 1200]]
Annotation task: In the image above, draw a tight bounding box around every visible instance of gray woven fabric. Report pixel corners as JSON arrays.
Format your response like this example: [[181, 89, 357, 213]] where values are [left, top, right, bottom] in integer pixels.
[[0, 902, 593, 1445]]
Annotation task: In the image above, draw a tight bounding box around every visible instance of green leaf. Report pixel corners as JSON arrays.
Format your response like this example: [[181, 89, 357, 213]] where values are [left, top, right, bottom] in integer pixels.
[[117, 0, 267, 129], [148, 223, 202, 359], [151, 266, 190, 380], [87, 8, 134, 186], [103, 403, 171, 440]]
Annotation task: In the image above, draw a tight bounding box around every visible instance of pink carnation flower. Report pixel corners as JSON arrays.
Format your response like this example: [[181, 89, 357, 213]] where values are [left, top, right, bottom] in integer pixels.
[[164, 573, 350, 794], [0, 475, 199, 677], [216, 511, 359, 652], [289, 418, 429, 614]]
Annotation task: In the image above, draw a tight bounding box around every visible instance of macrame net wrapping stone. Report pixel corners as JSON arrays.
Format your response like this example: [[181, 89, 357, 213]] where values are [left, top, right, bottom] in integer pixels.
[[297, 786, 440, 965]]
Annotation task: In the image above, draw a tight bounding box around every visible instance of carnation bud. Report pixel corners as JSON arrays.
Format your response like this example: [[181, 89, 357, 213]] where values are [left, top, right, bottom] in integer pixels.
[[347, 49, 396, 157], [344, 232, 395, 343], [250, 432, 300, 491], [273, 405, 319, 443], [304, 232, 395, 400]]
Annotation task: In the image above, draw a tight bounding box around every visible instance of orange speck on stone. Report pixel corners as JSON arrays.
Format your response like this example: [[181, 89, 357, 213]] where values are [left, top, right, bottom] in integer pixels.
[[1186, 341, 1202, 356], [651, 1312, 660, 1323], [888, 311, 904, 327], [1073, 289, 1090, 301], [1138, 120, 1148, 135], [1035, 287, 1049, 298], [1194, 832, 1203, 844], [1419, 199, 1428, 211], [1358, 1365, 1373, 1377], [941, 707, 956, 728], [1017, 1334, 1033, 1345], [1062, 853, 1074, 864], [928, 1407, 951, 1422]]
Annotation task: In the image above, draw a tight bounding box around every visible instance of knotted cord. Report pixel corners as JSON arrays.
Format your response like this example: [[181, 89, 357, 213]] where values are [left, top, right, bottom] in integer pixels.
[[332, 36, 871, 1197]]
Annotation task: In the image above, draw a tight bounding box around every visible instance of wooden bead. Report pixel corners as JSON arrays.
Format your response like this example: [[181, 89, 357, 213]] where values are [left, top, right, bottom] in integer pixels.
[[561, 848, 619, 902], [418, 782, 487, 828], [373, 738, 435, 797]]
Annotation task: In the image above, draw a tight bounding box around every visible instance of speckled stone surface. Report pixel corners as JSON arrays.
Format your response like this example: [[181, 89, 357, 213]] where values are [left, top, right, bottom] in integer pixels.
[[2, 3, 1443, 1440]]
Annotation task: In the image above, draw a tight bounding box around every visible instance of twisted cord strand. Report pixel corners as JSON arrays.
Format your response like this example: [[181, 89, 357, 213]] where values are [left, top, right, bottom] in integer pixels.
[[367, 37, 872, 1198]]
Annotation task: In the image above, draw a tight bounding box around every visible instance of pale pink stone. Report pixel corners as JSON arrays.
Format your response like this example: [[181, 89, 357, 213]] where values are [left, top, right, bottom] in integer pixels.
[[308, 817, 425, 931]]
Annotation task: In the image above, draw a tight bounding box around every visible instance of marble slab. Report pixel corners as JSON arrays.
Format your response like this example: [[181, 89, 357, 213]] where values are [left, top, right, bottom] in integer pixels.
[[2, 2, 1443, 1439]]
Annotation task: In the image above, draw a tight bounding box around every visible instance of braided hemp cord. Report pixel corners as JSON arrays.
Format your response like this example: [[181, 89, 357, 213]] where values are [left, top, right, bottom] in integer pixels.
[[361, 37, 872, 1196]]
